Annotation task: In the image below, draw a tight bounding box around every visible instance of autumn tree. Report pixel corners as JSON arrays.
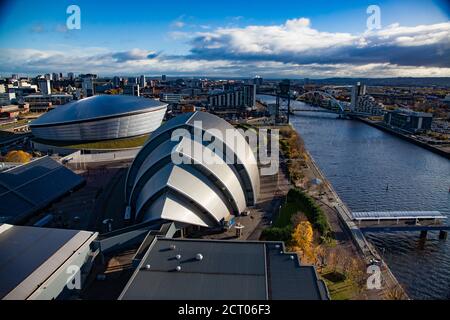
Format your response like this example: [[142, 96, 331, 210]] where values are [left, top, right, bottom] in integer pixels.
[[291, 221, 314, 263]]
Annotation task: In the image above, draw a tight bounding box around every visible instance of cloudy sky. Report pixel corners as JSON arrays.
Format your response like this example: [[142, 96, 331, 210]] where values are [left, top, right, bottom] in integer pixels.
[[0, 0, 449, 78]]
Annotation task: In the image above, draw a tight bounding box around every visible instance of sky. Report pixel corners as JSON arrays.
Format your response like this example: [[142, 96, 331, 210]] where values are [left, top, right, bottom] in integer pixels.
[[0, 0, 449, 78]]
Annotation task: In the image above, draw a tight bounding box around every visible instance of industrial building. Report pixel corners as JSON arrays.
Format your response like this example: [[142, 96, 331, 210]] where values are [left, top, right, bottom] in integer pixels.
[[384, 109, 433, 133], [30, 95, 167, 142], [119, 237, 329, 300], [125, 111, 260, 229], [0, 156, 85, 224], [0, 224, 98, 300]]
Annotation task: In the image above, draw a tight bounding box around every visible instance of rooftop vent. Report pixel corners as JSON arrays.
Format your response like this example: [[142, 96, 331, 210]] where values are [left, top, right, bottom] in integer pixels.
[[170, 244, 176, 250], [176, 254, 181, 260], [145, 264, 151, 270], [196, 253, 203, 261], [176, 266, 182, 272]]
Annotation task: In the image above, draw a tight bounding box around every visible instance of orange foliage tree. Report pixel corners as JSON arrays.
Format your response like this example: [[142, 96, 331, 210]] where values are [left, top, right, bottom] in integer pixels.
[[291, 221, 314, 262]]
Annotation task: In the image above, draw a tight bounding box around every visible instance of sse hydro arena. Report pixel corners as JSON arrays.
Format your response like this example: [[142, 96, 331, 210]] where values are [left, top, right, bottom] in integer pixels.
[[30, 95, 167, 143]]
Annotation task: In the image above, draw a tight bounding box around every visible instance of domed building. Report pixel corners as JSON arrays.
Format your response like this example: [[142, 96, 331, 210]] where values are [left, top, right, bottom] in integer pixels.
[[125, 111, 260, 228], [30, 95, 167, 142]]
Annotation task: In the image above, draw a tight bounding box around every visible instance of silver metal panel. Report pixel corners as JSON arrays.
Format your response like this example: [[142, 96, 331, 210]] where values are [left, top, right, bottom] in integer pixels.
[[31, 107, 166, 142], [30, 95, 167, 126], [131, 137, 246, 214], [135, 163, 230, 227], [126, 111, 259, 205]]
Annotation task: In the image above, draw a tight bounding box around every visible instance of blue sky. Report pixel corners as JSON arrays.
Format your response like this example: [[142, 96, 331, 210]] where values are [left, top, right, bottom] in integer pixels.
[[0, 0, 449, 77]]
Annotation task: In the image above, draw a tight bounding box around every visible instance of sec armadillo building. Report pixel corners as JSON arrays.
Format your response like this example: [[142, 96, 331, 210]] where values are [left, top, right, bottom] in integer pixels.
[[125, 111, 260, 228], [30, 95, 167, 142]]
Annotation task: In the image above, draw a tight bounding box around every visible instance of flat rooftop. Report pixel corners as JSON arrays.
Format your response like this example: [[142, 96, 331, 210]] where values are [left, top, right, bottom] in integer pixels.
[[0, 156, 85, 224], [0, 224, 97, 299], [119, 237, 328, 300]]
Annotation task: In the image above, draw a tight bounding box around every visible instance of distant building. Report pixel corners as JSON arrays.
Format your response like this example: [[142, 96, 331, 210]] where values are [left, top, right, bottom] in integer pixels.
[[208, 84, 256, 110], [356, 95, 384, 115], [160, 93, 185, 103], [38, 79, 51, 96], [11, 74, 19, 80], [351, 82, 366, 110], [0, 92, 17, 106], [139, 75, 146, 88], [82, 77, 94, 97], [161, 74, 167, 81], [52, 73, 60, 81], [67, 72, 75, 80], [253, 75, 263, 86], [384, 109, 433, 133], [123, 83, 140, 96], [112, 76, 121, 88], [128, 77, 138, 85], [24, 94, 73, 112], [44, 73, 52, 81]]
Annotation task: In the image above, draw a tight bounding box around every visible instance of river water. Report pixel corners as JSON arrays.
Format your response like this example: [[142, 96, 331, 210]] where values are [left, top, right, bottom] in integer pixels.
[[258, 95, 450, 299]]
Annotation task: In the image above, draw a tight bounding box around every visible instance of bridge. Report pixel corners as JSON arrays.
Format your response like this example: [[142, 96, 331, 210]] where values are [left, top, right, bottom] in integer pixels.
[[258, 90, 372, 117], [352, 210, 449, 239]]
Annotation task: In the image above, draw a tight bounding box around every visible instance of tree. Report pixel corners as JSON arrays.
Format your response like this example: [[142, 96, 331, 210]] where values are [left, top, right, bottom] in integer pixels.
[[291, 221, 314, 263], [5, 150, 32, 163]]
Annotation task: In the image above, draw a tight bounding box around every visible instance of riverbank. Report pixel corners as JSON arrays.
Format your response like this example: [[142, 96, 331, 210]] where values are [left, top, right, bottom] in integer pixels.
[[356, 117, 450, 160], [304, 148, 409, 299]]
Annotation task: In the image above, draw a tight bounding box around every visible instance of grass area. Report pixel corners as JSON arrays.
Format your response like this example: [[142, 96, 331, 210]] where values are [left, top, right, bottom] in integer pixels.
[[261, 188, 332, 242], [322, 271, 357, 300], [0, 119, 30, 130], [33, 134, 149, 150]]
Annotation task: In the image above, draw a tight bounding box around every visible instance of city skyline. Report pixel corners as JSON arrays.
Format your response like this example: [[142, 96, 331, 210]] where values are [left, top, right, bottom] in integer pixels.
[[0, 0, 449, 78]]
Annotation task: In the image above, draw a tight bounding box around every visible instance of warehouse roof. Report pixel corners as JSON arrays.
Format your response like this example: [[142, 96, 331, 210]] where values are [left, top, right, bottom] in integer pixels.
[[0, 156, 84, 224], [119, 237, 328, 300], [0, 224, 97, 299]]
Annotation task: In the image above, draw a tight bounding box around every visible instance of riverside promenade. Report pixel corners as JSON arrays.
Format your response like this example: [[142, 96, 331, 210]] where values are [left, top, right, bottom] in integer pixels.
[[305, 150, 409, 299]]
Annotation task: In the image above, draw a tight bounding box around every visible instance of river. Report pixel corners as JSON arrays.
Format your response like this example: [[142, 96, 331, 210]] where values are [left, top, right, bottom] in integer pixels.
[[258, 95, 450, 299]]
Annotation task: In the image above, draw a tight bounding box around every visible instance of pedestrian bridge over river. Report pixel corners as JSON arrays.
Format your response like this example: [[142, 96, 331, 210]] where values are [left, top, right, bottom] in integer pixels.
[[352, 210, 449, 238]]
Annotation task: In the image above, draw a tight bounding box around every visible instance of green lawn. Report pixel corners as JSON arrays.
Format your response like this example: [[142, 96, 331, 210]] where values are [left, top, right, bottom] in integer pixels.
[[33, 134, 150, 150], [322, 271, 357, 300]]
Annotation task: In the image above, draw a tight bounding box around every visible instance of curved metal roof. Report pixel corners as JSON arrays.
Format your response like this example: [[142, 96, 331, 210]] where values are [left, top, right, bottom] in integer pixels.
[[126, 111, 260, 205], [30, 95, 167, 127]]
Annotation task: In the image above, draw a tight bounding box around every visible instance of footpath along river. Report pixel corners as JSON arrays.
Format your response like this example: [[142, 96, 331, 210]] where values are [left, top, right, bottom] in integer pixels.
[[258, 95, 450, 299]]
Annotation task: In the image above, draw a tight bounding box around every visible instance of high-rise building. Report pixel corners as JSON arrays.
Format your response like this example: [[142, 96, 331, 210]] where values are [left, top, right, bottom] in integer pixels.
[[82, 77, 94, 97], [11, 74, 19, 80], [253, 75, 263, 86], [52, 73, 60, 81], [112, 76, 121, 88], [44, 73, 52, 81], [38, 79, 51, 96], [351, 82, 367, 110], [139, 75, 146, 88], [67, 72, 75, 80], [128, 77, 138, 85], [161, 75, 167, 81], [123, 83, 140, 96], [208, 84, 256, 109]]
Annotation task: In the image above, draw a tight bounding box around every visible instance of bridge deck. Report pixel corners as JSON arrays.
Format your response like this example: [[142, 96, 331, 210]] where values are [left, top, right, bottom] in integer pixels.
[[352, 211, 446, 221]]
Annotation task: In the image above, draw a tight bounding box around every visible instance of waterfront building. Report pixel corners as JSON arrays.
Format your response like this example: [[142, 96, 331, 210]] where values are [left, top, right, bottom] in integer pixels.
[[384, 109, 433, 133], [356, 94, 385, 115], [112, 76, 121, 88], [125, 111, 260, 229], [38, 79, 51, 96], [0, 92, 17, 106], [351, 82, 366, 110]]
